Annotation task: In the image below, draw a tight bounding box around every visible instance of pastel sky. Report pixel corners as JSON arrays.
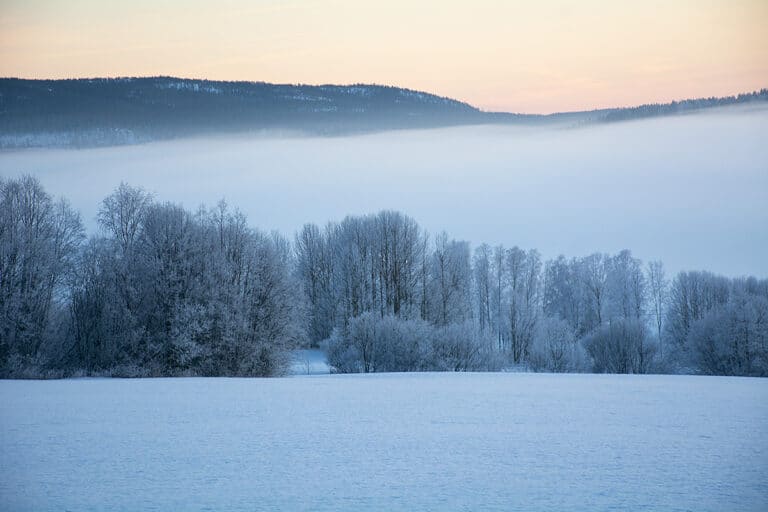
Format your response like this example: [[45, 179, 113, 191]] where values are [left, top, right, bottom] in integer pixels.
[[1, 0, 766, 113]]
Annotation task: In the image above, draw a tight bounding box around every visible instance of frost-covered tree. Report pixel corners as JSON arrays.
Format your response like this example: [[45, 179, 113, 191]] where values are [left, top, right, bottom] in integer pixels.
[[646, 260, 668, 357], [580, 253, 609, 334], [665, 271, 730, 367], [295, 222, 335, 343], [472, 244, 492, 335], [70, 237, 139, 372], [543, 255, 584, 335], [5, 180, 767, 378], [605, 250, 646, 322], [505, 247, 541, 363], [68, 186, 304, 376], [687, 281, 768, 376], [491, 244, 506, 349], [375, 210, 424, 317], [323, 211, 427, 329], [0, 176, 84, 374], [428, 232, 471, 327], [97, 182, 152, 254]]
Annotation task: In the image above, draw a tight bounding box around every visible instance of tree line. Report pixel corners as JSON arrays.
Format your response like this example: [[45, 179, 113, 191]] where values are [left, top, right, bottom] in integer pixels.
[[600, 88, 768, 123], [1, 176, 766, 377]]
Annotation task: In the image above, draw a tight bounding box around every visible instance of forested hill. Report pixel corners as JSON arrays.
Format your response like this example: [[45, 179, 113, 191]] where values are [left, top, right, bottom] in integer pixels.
[[0, 77, 487, 147], [0, 77, 766, 148]]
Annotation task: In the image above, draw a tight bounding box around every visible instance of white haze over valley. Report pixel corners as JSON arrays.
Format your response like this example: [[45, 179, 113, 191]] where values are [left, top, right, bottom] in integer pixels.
[[1, 104, 766, 276]]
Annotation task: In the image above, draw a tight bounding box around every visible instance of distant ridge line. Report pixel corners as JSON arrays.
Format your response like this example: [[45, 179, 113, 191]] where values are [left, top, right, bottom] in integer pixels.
[[0, 77, 765, 148]]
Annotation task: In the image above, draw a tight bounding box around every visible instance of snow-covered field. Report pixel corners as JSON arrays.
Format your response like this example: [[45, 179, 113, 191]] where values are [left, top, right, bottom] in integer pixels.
[[1, 373, 766, 511]]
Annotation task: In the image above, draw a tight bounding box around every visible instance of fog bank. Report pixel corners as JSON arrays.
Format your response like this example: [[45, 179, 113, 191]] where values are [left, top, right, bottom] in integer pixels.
[[1, 105, 766, 276]]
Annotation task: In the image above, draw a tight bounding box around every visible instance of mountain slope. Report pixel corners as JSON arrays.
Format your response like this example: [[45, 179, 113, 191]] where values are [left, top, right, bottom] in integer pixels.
[[0, 77, 487, 147]]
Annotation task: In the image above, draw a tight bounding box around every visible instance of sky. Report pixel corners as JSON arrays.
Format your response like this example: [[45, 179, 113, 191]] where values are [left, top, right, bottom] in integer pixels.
[[1, 0, 766, 113]]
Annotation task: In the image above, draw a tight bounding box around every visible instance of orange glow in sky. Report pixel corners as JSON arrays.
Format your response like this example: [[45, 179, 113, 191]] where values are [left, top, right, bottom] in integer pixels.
[[1, 0, 766, 113]]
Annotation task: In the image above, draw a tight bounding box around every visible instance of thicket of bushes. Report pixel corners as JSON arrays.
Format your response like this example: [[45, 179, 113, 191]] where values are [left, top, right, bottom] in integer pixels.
[[326, 314, 503, 373]]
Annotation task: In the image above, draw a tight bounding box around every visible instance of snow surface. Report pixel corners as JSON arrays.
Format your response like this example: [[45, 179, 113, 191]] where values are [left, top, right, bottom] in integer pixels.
[[1, 373, 766, 511], [289, 349, 331, 375]]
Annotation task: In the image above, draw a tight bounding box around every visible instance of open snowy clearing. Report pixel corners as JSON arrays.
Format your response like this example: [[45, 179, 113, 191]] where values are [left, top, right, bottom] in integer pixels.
[[1, 373, 767, 511]]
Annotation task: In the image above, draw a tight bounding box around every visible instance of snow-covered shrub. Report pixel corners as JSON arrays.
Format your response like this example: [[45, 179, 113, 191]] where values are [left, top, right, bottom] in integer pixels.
[[327, 315, 500, 373], [372, 315, 433, 372], [431, 321, 501, 371], [583, 318, 656, 374], [529, 317, 590, 373], [326, 313, 432, 373]]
